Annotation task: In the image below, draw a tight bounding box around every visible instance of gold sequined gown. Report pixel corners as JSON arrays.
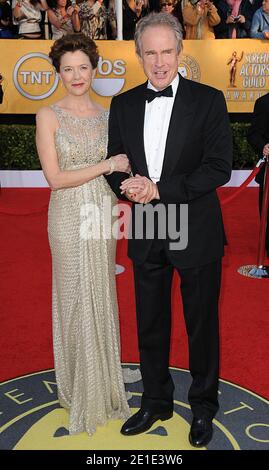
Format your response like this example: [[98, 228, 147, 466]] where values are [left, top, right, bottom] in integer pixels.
[[48, 105, 131, 435]]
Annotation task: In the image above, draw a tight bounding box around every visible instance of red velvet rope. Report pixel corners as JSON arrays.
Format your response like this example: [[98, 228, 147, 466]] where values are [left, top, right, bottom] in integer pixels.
[[221, 164, 263, 206]]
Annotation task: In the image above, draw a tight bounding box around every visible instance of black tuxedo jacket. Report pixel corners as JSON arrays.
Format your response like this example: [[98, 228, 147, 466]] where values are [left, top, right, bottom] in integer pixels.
[[248, 93, 269, 186], [106, 76, 233, 268]]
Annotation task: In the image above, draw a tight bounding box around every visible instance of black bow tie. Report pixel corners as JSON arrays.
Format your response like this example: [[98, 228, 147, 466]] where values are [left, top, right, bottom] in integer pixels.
[[145, 85, 173, 103]]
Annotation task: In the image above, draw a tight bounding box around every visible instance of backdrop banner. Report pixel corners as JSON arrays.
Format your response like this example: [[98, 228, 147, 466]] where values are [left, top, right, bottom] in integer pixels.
[[0, 39, 268, 114]]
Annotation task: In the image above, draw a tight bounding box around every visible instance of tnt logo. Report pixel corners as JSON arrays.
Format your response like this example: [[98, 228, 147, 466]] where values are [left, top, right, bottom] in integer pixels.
[[13, 52, 59, 100], [13, 52, 126, 100]]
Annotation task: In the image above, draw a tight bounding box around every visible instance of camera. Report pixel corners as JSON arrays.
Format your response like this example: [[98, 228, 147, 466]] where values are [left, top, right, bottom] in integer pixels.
[[233, 15, 240, 21]]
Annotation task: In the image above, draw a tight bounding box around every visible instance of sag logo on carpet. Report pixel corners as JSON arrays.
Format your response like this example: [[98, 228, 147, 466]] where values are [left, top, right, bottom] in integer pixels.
[[0, 365, 268, 451]]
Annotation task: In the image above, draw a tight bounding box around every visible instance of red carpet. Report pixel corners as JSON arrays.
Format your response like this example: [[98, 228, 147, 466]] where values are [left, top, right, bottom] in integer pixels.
[[0, 188, 268, 399]]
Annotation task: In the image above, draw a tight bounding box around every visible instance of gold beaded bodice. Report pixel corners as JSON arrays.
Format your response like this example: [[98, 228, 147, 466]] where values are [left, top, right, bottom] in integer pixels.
[[51, 105, 109, 170]]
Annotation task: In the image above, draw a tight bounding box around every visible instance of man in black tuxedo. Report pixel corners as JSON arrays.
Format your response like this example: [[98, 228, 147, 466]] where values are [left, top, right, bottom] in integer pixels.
[[248, 93, 269, 257], [106, 12, 232, 447]]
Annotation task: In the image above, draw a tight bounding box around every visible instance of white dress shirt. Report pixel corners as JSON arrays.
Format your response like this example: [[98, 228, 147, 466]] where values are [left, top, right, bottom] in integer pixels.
[[144, 74, 179, 183]]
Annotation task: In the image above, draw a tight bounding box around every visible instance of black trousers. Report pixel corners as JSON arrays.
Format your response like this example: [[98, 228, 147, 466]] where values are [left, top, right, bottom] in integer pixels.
[[258, 185, 269, 254], [133, 239, 222, 420]]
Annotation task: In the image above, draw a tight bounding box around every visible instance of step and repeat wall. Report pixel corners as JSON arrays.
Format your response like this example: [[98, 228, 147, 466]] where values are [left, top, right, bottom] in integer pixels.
[[0, 38, 269, 114]]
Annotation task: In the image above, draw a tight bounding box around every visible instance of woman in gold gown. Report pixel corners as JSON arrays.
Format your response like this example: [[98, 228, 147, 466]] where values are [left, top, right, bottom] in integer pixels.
[[36, 33, 132, 435]]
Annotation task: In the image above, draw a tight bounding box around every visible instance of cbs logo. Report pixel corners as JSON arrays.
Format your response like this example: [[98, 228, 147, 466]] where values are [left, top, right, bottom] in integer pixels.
[[13, 52, 126, 101]]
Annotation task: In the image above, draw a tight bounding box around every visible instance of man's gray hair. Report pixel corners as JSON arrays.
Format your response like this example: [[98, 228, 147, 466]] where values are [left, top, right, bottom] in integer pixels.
[[134, 12, 183, 57]]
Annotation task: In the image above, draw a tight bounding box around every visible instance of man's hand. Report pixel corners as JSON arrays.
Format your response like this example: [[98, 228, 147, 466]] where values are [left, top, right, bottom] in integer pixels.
[[120, 175, 160, 203]]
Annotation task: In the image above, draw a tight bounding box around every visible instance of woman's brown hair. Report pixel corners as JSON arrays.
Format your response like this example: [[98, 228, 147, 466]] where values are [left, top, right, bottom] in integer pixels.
[[49, 33, 99, 72]]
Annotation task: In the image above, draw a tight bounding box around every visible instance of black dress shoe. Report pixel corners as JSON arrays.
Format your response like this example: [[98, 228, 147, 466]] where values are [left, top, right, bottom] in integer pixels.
[[189, 417, 213, 447], [121, 408, 173, 436]]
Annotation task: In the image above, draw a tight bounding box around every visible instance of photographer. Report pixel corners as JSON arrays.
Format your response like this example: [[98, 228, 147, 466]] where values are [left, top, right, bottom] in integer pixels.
[[12, 0, 48, 38], [214, 0, 254, 38], [78, 0, 116, 39], [182, 0, 220, 39], [47, 0, 80, 39]]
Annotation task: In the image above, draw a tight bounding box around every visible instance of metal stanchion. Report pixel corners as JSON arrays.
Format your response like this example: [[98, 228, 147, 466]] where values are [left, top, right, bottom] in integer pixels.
[[44, 11, 50, 40], [238, 157, 269, 278]]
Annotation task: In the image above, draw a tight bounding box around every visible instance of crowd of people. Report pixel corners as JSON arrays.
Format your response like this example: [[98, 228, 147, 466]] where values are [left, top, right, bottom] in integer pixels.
[[0, 0, 269, 40]]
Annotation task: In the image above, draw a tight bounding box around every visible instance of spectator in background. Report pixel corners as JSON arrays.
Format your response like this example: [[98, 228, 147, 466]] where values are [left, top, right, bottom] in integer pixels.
[[182, 0, 220, 39], [159, 0, 175, 13], [122, 0, 149, 39], [250, 0, 269, 37], [159, 0, 185, 36], [78, 0, 116, 39], [214, 0, 254, 38], [47, 0, 80, 39], [102, 0, 117, 38], [0, 0, 15, 37], [12, 0, 48, 38]]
